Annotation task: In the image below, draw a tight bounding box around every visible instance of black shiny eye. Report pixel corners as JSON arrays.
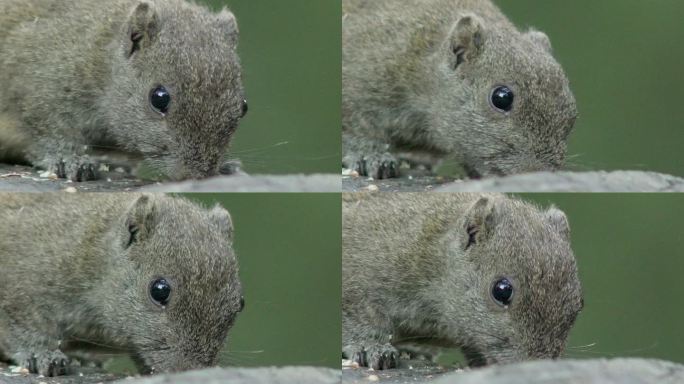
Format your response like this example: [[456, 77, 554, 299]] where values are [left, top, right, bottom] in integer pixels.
[[149, 278, 171, 306], [149, 86, 171, 114], [239, 296, 245, 312], [490, 86, 514, 113], [491, 278, 514, 307], [241, 99, 248, 118]]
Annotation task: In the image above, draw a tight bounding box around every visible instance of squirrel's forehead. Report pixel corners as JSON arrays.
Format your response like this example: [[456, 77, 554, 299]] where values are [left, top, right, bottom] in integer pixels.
[[491, 207, 551, 233], [487, 219, 574, 264], [170, 62, 242, 99], [158, 23, 238, 55], [150, 248, 237, 282], [152, 222, 235, 259], [482, 37, 566, 83]]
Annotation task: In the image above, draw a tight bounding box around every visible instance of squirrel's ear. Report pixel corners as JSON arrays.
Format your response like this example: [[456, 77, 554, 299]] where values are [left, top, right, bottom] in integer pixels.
[[209, 204, 234, 242], [546, 207, 570, 242], [124, 195, 156, 248], [125, 2, 159, 58], [527, 29, 553, 53], [448, 14, 485, 70], [463, 197, 495, 250], [216, 8, 239, 46]]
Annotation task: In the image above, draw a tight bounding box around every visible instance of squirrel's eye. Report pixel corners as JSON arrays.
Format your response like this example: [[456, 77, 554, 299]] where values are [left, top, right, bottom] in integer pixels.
[[239, 296, 245, 312], [150, 86, 171, 114], [490, 86, 514, 113], [491, 277, 514, 307], [149, 278, 172, 307], [241, 99, 248, 118]]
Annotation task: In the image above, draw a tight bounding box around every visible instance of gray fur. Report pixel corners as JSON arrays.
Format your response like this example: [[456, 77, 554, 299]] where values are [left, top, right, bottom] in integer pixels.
[[342, 0, 577, 179], [0, 193, 242, 376], [0, 0, 245, 181], [342, 193, 582, 369]]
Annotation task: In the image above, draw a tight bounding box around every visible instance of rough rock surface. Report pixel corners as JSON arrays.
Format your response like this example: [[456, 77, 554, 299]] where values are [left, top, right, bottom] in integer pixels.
[[434, 358, 684, 384], [0, 362, 121, 384], [436, 171, 684, 192], [114, 367, 340, 384], [342, 359, 454, 384], [142, 174, 341, 192], [0, 164, 340, 192], [342, 169, 456, 192], [342, 358, 684, 384], [3, 358, 683, 383], [0, 364, 340, 384], [342, 175, 454, 192], [0, 164, 145, 192], [343, 171, 684, 192]]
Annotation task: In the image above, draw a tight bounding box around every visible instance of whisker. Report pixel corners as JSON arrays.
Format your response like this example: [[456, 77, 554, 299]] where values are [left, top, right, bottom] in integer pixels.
[[229, 141, 291, 155], [563, 341, 660, 357], [222, 350, 265, 354], [567, 342, 597, 350], [66, 337, 134, 351]]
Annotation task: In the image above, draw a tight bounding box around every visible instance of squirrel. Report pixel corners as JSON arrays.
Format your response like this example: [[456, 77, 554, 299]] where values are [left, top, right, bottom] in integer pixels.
[[0, 0, 247, 181], [0, 193, 243, 376], [342, 193, 583, 369], [342, 0, 578, 179]]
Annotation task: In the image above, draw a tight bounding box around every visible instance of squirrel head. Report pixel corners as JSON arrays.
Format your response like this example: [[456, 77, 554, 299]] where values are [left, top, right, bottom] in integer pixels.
[[104, 1, 246, 180], [428, 15, 578, 177], [96, 194, 243, 373], [434, 196, 582, 366]]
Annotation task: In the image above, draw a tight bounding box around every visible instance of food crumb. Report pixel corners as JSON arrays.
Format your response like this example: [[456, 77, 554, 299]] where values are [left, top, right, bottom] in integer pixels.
[[39, 171, 58, 180], [342, 168, 360, 177], [342, 359, 360, 369], [10, 366, 29, 374]]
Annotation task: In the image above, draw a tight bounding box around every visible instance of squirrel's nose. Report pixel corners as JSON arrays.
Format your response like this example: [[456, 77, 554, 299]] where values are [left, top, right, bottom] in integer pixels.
[[174, 158, 220, 180]]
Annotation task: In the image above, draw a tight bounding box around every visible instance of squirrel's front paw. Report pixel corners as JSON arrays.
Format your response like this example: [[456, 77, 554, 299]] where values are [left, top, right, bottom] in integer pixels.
[[54, 159, 99, 181], [343, 152, 399, 180], [346, 343, 398, 370], [37, 350, 69, 377], [13, 350, 70, 377], [75, 163, 98, 181]]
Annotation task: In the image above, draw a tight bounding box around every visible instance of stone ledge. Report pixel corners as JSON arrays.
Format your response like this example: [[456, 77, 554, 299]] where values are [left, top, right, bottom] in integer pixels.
[[0, 164, 340, 192], [434, 358, 684, 384], [142, 174, 341, 192], [113, 367, 340, 384], [437, 171, 684, 192], [342, 358, 684, 384], [0, 364, 340, 384], [343, 171, 684, 192]]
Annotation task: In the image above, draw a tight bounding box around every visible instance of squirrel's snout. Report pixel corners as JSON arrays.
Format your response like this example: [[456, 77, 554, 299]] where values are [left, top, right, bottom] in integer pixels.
[[150, 355, 215, 374], [170, 159, 221, 180]]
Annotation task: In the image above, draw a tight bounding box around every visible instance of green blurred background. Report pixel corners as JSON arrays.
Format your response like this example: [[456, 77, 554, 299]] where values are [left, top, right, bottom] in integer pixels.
[[182, 193, 341, 369], [496, 0, 684, 177], [200, 0, 341, 175]]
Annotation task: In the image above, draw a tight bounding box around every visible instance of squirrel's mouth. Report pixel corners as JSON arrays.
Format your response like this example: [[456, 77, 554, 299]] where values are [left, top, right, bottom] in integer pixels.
[[463, 163, 483, 180], [463, 160, 508, 180], [461, 346, 490, 367]]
